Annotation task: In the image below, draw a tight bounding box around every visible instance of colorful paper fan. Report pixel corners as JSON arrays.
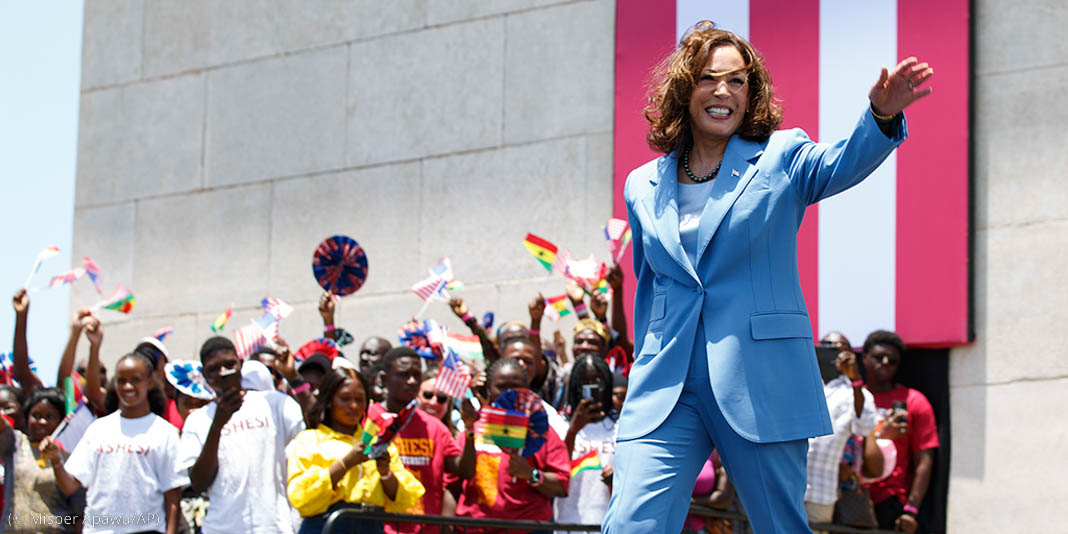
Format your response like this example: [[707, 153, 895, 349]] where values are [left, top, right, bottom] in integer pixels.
[[397, 320, 444, 360], [312, 235, 368, 297], [165, 360, 215, 400], [492, 388, 549, 457], [294, 338, 339, 363]]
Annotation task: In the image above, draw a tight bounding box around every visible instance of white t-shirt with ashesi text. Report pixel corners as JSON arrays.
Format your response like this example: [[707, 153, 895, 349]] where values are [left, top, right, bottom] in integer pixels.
[[64, 411, 188, 534], [177, 389, 304, 534]]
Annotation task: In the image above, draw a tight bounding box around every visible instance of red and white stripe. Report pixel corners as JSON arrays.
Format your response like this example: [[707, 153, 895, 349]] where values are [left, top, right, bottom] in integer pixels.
[[232, 323, 267, 359], [435, 352, 472, 399], [614, 0, 969, 347], [412, 275, 448, 302]]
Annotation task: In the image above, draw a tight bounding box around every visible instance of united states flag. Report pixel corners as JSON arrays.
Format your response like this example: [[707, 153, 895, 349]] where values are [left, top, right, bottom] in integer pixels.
[[49, 267, 86, 288], [82, 257, 103, 294], [411, 275, 448, 302], [434, 351, 471, 399], [614, 0, 970, 347], [253, 312, 280, 342], [261, 297, 294, 321], [233, 321, 269, 359]]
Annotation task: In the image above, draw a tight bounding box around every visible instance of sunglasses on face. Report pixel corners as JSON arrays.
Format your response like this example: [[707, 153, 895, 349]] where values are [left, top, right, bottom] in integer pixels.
[[421, 391, 449, 403]]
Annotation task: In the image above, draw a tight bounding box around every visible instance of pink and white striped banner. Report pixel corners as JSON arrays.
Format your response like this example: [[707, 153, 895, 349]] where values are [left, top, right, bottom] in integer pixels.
[[614, 0, 970, 347]]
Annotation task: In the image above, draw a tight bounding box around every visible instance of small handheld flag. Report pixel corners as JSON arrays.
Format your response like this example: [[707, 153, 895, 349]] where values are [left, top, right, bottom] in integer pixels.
[[570, 449, 603, 477], [261, 297, 294, 320], [434, 351, 472, 398], [24, 245, 60, 288], [252, 312, 280, 342], [232, 322, 267, 359], [94, 285, 135, 314], [411, 275, 448, 318], [603, 218, 632, 263], [522, 233, 559, 273], [361, 399, 419, 458], [443, 332, 483, 362], [48, 267, 86, 289], [153, 326, 174, 342], [563, 253, 608, 294], [211, 306, 233, 333], [82, 257, 103, 294], [544, 294, 571, 322]]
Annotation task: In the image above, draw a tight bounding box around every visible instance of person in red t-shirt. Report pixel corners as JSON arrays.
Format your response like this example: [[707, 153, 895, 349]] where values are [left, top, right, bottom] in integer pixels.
[[370, 347, 475, 534], [452, 357, 570, 534], [860, 330, 939, 533]]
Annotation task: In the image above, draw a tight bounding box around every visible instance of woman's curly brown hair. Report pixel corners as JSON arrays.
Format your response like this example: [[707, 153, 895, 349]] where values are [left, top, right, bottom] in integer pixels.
[[645, 21, 783, 154]]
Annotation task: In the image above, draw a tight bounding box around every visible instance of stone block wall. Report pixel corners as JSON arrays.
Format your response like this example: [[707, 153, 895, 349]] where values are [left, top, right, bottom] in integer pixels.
[[946, 0, 1068, 530], [73, 0, 616, 367]]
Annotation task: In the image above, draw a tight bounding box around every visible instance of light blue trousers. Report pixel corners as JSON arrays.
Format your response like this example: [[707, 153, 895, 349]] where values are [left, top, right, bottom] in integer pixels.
[[603, 328, 812, 534]]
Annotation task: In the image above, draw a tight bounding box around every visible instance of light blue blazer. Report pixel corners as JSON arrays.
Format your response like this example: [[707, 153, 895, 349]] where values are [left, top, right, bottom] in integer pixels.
[[620, 108, 907, 443]]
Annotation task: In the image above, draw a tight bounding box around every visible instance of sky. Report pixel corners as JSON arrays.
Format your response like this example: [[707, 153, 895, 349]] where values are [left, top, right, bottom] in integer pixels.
[[0, 2, 85, 385]]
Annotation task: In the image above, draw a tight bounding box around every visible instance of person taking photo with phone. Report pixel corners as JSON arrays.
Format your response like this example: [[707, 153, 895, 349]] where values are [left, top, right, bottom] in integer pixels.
[[861, 330, 939, 533], [555, 355, 618, 528]]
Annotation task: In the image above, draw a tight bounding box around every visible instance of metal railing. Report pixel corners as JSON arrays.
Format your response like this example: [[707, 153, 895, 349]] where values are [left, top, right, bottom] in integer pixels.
[[320, 504, 902, 534]]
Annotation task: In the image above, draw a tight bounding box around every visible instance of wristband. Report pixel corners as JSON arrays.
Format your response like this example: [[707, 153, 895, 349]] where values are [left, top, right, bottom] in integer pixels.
[[573, 302, 587, 313], [323, 324, 336, 332], [851, 379, 865, 388], [529, 329, 540, 336], [461, 312, 474, 323], [902, 504, 918, 516], [291, 382, 311, 395], [530, 468, 543, 486], [380, 469, 394, 481]]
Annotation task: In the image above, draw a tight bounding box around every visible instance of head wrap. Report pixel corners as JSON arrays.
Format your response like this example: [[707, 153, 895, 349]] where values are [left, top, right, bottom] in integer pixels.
[[573, 318, 610, 343]]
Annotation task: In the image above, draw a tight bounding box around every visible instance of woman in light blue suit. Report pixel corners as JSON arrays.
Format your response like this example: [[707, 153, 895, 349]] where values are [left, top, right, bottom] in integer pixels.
[[602, 22, 933, 534]]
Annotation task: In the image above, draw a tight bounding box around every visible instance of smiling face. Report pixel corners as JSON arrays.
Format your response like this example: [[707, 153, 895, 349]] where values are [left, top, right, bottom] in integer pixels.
[[329, 377, 368, 435], [573, 329, 606, 358], [27, 400, 62, 442], [417, 378, 449, 420], [116, 357, 152, 417], [688, 45, 750, 143]]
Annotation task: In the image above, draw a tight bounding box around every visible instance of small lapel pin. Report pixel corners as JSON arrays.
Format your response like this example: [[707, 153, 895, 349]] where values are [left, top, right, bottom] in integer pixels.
[[731, 169, 740, 177]]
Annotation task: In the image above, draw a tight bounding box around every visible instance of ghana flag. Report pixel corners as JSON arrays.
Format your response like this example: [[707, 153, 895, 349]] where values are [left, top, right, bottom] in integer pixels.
[[522, 233, 558, 273], [571, 449, 602, 477], [475, 407, 528, 449], [359, 414, 384, 448]]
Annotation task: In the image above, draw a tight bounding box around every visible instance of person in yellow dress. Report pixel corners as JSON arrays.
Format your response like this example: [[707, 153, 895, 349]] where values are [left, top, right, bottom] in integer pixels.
[[288, 367, 424, 534]]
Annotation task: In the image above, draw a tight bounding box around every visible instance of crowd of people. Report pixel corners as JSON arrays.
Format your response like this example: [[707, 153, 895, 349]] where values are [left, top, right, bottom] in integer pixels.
[[1, 266, 938, 533]]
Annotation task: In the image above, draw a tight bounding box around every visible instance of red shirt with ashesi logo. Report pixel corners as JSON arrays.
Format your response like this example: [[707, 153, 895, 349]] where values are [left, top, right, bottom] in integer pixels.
[[368, 403, 460, 534], [865, 385, 939, 505]]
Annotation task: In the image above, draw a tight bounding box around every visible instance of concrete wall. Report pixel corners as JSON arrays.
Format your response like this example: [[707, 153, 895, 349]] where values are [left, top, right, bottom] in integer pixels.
[[72, 0, 616, 367], [946, 0, 1068, 530]]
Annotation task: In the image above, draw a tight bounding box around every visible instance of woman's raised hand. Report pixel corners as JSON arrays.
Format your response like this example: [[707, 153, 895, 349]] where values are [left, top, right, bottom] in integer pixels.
[[869, 56, 933, 117]]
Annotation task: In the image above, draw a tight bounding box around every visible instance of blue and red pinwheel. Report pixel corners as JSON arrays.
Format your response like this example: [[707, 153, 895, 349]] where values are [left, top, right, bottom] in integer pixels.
[[312, 235, 368, 296]]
